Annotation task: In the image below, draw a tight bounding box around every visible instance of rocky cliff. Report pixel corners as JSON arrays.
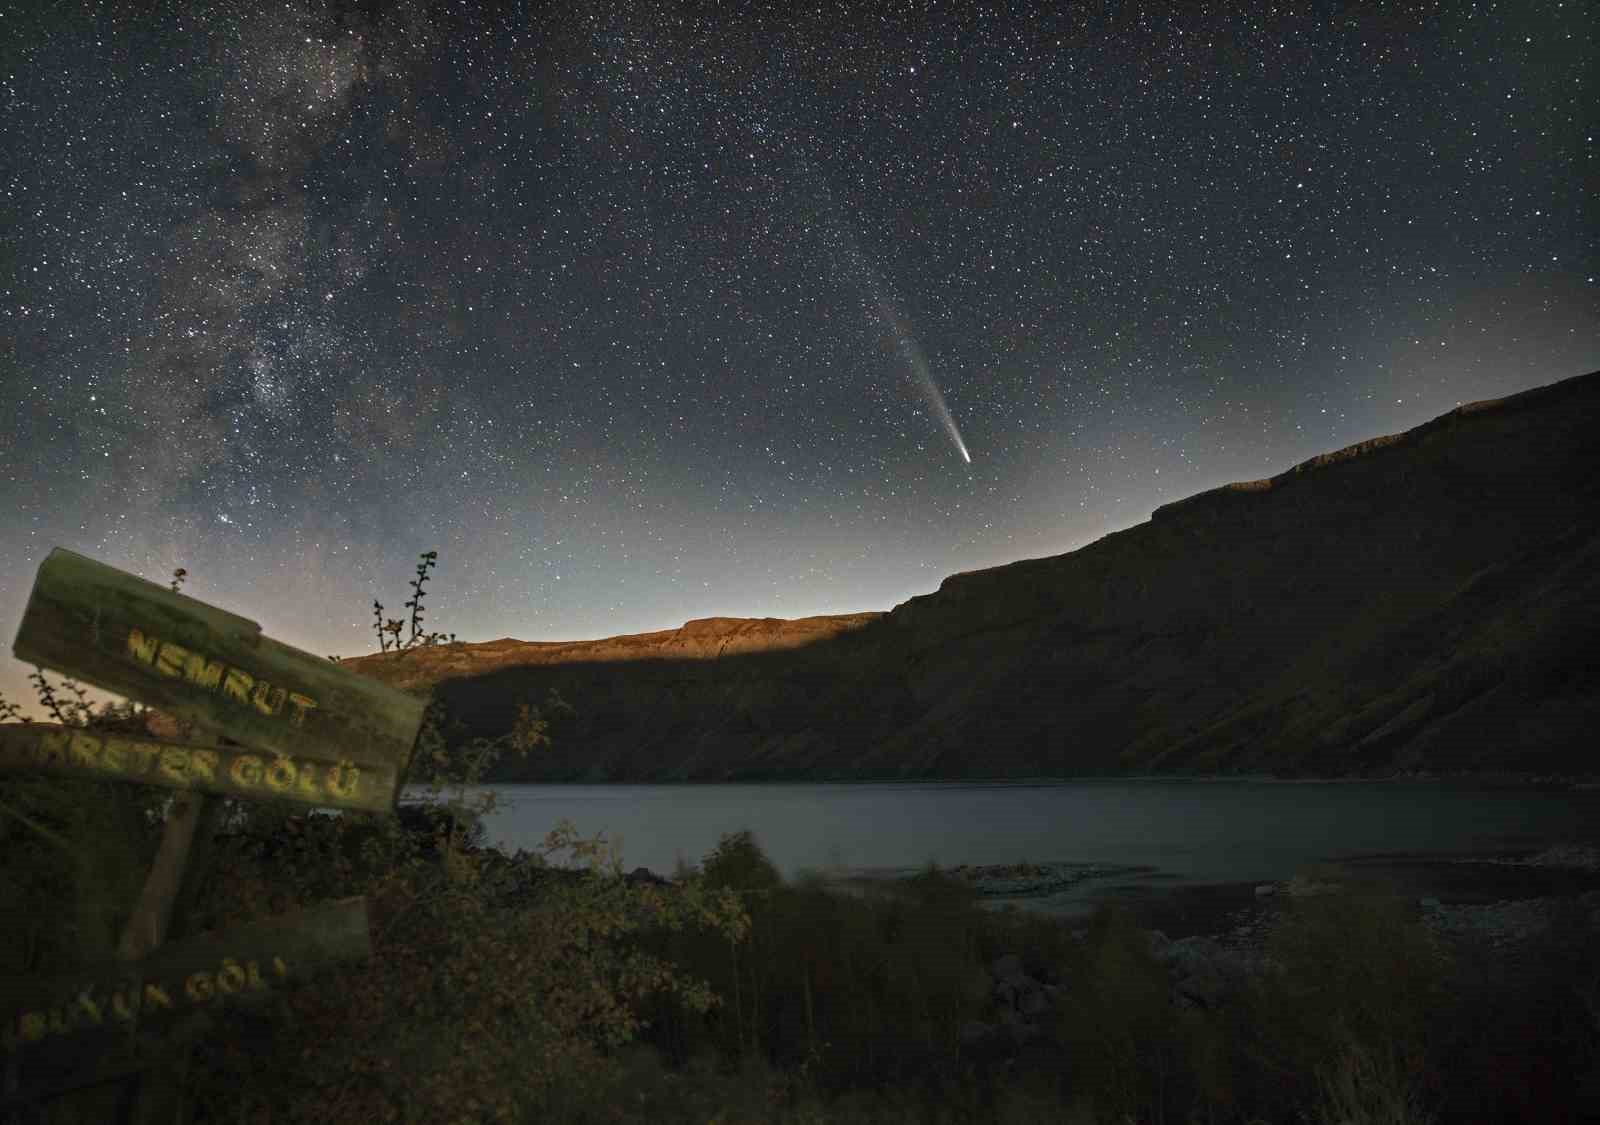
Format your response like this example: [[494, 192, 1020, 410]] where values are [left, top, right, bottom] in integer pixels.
[[343, 369, 1600, 780]]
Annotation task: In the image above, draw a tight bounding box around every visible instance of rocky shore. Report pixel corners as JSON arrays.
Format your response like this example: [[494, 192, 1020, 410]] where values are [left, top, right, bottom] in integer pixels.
[[436, 824, 1599, 1070], [953, 844, 1600, 1061]]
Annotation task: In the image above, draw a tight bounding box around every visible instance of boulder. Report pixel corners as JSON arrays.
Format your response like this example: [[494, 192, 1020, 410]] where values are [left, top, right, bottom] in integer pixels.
[[1143, 929, 1173, 958], [1156, 935, 1252, 1010], [1173, 963, 1228, 1009], [1157, 935, 1226, 975], [1018, 987, 1052, 1018], [994, 971, 1048, 1015], [991, 952, 1027, 983]]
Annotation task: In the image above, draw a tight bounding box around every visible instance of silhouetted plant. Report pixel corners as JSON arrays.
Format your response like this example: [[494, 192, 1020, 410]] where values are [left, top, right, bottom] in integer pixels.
[[369, 549, 454, 658], [26, 666, 94, 728]]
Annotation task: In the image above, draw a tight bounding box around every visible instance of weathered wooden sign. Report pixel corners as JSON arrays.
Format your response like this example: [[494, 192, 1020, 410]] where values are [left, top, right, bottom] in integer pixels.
[[1, 898, 371, 1104], [10, 547, 427, 807], [2, 548, 432, 1117]]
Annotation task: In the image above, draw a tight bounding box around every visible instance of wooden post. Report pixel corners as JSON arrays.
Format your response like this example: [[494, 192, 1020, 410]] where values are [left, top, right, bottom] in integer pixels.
[[119, 793, 215, 963], [120, 790, 217, 1125]]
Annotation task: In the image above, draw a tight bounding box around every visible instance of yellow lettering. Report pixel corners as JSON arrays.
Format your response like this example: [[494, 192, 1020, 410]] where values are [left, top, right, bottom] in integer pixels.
[[158, 746, 189, 784], [265, 756, 296, 792], [246, 960, 265, 990], [125, 628, 160, 666], [111, 988, 139, 1020], [74, 991, 102, 1025], [217, 959, 246, 995], [67, 732, 100, 769], [229, 754, 263, 788], [326, 762, 361, 800], [188, 747, 218, 783], [143, 983, 172, 1010], [38, 731, 71, 767], [19, 1011, 47, 1043], [286, 693, 319, 726], [155, 641, 190, 678], [124, 740, 162, 775], [184, 972, 213, 1003], [272, 956, 289, 979], [295, 763, 322, 799], [183, 652, 225, 691], [222, 667, 254, 705], [100, 738, 126, 772], [251, 681, 287, 716]]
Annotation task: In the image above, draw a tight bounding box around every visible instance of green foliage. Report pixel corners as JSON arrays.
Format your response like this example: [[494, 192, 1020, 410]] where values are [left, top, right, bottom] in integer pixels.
[[1053, 905, 1180, 1121], [0, 663, 173, 979], [641, 841, 1002, 1100], [183, 812, 747, 1123], [1241, 888, 1453, 1120], [166, 553, 747, 1121], [0, 770, 165, 975], [1421, 896, 1600, 1122], [701, 828, 783, 894]]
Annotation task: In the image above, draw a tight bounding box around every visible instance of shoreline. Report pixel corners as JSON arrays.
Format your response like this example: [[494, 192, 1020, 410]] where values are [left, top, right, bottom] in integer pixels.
[[808, 844, 1600, 946], [481, 770, 1600, 790]]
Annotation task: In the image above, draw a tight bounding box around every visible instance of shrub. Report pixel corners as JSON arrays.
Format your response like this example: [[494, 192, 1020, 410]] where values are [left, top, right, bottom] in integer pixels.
[[1240, 881, 1453, 1122], [701, 829, 784, 894]]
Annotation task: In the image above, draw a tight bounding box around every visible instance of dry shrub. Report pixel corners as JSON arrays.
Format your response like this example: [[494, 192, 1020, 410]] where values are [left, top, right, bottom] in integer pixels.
[[186, 818, 747, 1123], [1243, 882, 1452, 1122], [1307, 1038, 1436, 1125]]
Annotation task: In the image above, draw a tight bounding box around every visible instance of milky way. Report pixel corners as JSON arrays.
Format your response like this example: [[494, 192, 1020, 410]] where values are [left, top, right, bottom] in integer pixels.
[[1, 2, 1595, 717]]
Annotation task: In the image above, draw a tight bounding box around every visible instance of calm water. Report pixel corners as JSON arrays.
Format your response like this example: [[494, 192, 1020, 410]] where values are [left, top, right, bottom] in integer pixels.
[[458, 779, 1600, 915]]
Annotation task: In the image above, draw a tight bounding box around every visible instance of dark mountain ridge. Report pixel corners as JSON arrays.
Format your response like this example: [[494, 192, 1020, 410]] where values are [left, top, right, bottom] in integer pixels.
[[344, 369, 1600, 781]]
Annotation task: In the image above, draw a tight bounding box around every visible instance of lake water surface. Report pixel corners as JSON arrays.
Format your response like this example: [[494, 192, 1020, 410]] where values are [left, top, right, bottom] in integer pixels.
[[464, 779, 1600, 917]]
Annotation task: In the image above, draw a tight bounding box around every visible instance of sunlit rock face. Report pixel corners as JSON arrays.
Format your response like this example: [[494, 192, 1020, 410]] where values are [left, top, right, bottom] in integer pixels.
[[345, 370, 1600, 782]]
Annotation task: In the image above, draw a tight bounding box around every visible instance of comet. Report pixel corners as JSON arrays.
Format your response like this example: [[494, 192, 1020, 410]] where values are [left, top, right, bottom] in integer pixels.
[[802, 159, 972, 465], [883, 298, 972, 464], [856, 239, 973, 466]]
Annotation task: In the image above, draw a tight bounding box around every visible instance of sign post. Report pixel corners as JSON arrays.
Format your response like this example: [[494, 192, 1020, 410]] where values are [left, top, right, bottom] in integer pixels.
[[1, 548, 430, 1118]]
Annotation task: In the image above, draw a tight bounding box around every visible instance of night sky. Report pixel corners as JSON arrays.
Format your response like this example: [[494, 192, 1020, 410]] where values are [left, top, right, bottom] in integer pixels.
[[3, 2, 1595, 719]]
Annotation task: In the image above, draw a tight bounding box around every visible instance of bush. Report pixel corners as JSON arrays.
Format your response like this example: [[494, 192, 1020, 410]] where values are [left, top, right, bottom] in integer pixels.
[[701, 829, 784, 894], [1240, 884, 1453, 1122]]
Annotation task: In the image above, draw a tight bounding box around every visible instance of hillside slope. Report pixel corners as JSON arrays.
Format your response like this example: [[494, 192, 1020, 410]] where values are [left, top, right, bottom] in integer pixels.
[[343, 370, 1600, 780]]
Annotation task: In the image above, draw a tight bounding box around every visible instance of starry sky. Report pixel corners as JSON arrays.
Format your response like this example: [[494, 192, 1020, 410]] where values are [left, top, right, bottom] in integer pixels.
[[2, 1, 1596, 720]]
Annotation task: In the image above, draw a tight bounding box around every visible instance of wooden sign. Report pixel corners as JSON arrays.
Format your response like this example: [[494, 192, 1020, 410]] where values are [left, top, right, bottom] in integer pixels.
[[1, 898, 371, 1104], [2, 549, 429, 1116], [11, 548, 427, 807], [0, 723, 397, 813]]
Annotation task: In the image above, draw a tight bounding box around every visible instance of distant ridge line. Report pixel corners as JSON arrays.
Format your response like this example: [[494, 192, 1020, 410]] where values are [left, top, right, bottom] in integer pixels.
[[1152, 368, 1600, 523]]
